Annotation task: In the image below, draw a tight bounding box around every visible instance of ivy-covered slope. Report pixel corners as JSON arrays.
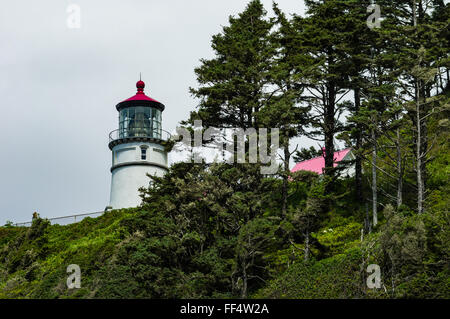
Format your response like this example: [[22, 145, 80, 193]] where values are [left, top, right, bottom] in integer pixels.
[[0, 209, 134, 298]]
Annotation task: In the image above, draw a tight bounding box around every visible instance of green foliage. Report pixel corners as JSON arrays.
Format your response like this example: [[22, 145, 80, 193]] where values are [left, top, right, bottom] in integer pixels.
[[313, 220, 362, 256], [368, 204, 450, 298], [255, 248, 364, 299], [293, 147, 322, 163], [380, 205, 427, 273], [0, 209, 133, 298]]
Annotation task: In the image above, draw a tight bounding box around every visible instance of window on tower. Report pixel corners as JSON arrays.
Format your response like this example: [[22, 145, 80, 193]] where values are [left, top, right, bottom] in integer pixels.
[[141, 147, 147, 160]]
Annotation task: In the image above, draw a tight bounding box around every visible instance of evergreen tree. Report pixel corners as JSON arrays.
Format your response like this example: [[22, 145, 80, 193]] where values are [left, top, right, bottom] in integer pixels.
[[293, 146, 322, 163], [336, 0, 375, 203], [187, 0, 275, 131], [290, 0, 354, 186], [260, 3, 310, 216], [378, 0, 449, 213]]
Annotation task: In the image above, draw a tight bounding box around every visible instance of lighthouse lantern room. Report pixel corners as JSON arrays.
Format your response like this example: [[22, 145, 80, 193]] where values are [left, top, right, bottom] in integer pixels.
[[108, 80, 169, 209]]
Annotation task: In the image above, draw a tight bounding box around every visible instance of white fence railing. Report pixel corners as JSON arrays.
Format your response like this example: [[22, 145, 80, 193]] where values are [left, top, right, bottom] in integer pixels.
[[13, 211, 104, 227]]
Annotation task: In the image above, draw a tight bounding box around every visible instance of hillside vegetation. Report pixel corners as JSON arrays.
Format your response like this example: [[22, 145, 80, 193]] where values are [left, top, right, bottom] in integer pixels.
[[0, 144, 448, 298]]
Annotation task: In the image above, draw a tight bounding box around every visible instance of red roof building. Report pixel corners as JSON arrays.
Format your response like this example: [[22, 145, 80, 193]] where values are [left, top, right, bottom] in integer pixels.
[[291, 148, 355, 176]]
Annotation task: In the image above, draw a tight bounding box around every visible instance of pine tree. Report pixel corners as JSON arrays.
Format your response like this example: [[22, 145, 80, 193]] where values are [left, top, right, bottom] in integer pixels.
[[188, 0, 275, 131], [378, 0, 449, 213], [259, 3, 310, 216], [336, 0, 375, 203], [290, 0, 355, 186], [293, 146, 322, 163]]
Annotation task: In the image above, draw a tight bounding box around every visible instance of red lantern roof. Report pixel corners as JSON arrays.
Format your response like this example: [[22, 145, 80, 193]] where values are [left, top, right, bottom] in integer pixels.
[[122, 80, 161, 103], [116, 80, 165, 111]]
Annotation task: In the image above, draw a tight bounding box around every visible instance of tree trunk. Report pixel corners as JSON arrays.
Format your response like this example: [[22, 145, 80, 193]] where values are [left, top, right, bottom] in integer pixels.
[[416, 81, 424, 214], [371, 127, 378, 226], [396, 127, 403, 208], [412, 0, 426, 214], [241, 261, 248, 299], [354, 88, 363, 202], [365, 202, 372, 233], [324, 81, 336, 191], [282, 131, 290, 217]]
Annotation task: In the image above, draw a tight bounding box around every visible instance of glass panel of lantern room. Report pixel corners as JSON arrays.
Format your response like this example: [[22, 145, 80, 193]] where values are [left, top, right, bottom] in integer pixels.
[[131, 106, 152, 137], [149, 107, 153, 137], [119, 109, 128, 138], [157, 109, 162, 137], [145, 107, 151, 136], [126, 107, 135, 137], [140, 106, 151, 136], [152, 109, 161, 139], [118, 106, 160, 138]]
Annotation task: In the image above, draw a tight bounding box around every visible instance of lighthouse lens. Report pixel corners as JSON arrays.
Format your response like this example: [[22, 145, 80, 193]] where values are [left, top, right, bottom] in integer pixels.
[[118, 106, 161, 139]]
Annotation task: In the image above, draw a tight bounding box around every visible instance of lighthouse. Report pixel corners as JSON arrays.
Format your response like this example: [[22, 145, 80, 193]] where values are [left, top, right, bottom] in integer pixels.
[[108, 79, 169, 209]]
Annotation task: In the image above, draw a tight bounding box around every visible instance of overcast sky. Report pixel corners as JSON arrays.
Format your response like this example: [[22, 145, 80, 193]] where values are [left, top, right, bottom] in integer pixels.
[[0, 0, 309, 224]]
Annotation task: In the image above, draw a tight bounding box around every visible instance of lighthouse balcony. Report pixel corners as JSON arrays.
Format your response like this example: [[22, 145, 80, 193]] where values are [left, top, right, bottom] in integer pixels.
[[108, 127, 171, 149]]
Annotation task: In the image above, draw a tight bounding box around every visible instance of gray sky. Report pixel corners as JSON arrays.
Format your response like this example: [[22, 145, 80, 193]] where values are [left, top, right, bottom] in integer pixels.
[[0, 0, 307, 224]]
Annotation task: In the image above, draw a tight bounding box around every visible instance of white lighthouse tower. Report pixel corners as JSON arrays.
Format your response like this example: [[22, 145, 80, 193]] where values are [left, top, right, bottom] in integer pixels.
[[108, 79, 169, 209]]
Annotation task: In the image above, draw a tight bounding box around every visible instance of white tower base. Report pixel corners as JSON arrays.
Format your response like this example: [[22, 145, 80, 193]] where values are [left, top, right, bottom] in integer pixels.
[[109, 141, 168, 209]]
